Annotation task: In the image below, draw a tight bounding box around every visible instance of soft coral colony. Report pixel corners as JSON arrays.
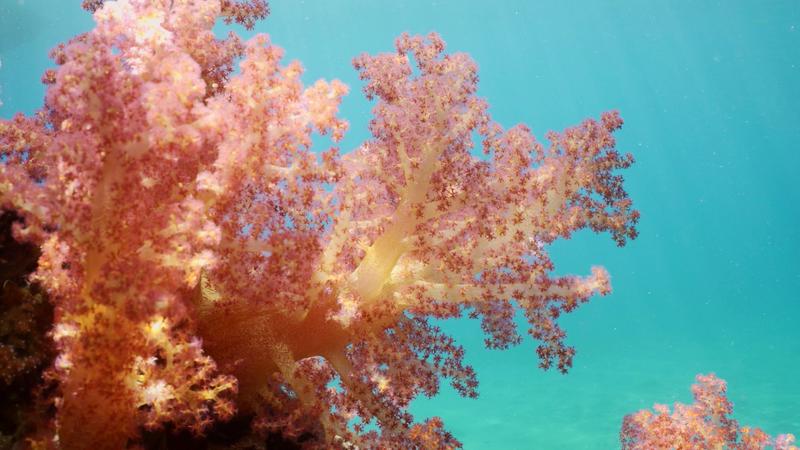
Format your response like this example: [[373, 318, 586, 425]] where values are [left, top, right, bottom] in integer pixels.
[[0, 0, 640, 448], [621, 374, 797, 450]]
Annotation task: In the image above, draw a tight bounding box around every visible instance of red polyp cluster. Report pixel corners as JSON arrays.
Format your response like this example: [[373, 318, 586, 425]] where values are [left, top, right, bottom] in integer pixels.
[[0, 1, 638, 448], [621, 374, 797, 450]]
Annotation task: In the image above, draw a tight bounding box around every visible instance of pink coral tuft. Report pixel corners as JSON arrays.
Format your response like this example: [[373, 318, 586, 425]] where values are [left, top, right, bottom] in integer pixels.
[[621, 374, 797, 450]]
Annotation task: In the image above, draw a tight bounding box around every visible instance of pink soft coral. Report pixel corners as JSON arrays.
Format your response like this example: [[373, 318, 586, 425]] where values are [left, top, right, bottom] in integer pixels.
[[621, 374, 797, 450], [0, 0, 638, 447]]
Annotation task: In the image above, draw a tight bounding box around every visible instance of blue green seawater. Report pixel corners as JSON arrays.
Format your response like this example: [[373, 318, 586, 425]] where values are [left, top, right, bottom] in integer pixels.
[[1, 1, 798, 448]]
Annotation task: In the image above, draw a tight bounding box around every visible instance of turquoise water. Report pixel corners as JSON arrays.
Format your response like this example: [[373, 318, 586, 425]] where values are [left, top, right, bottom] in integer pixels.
[[1, 1, 798, 448]]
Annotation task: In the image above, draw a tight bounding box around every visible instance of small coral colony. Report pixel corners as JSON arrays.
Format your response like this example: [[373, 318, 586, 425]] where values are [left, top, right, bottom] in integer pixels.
[[0, 0, 794, 448]]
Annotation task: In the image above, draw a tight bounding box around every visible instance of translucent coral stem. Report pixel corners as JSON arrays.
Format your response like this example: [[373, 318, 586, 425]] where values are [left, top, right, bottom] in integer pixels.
[[348, 142, 443, 304]]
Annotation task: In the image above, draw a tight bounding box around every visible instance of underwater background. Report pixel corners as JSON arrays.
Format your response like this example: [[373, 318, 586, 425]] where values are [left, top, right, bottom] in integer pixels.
[[1, 1, 798, 448]]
